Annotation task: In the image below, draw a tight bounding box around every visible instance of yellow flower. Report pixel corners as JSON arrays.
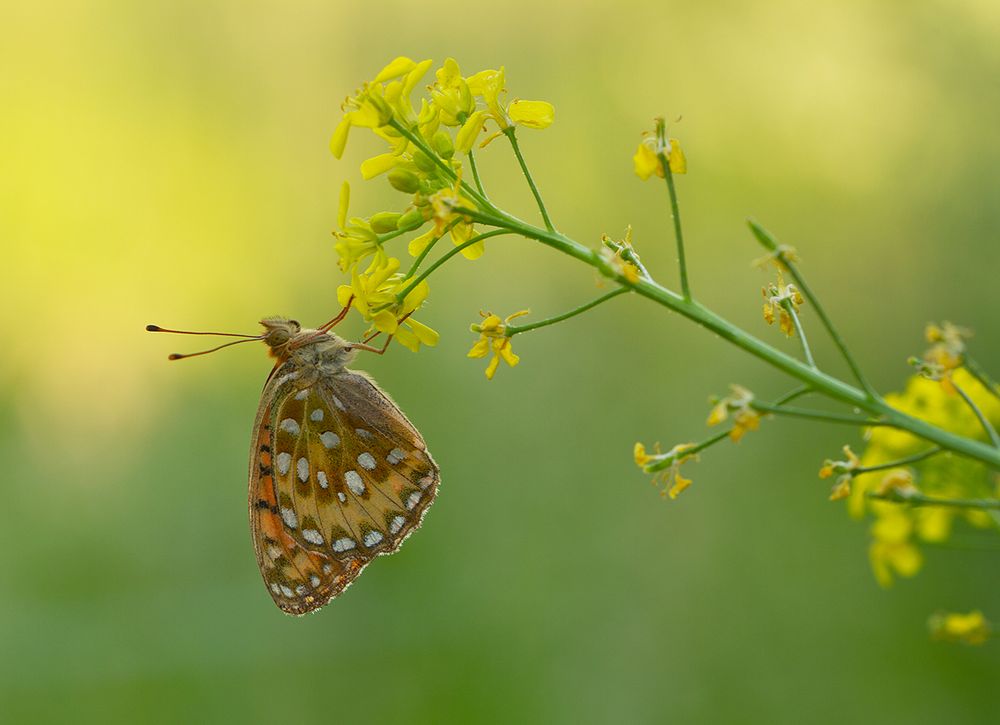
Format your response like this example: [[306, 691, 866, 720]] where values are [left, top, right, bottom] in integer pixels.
[[923, 320, 971, 377], [707, 385, 760, 442], [634, 442, 655, 467], [507, 100, 555, 129], [336, 256, 438, 352], [430, 58, 475, 126], [633, 124, 687, 180], [333, 217, 383, 273], [829, 477, 852, 501], [467, 310, 530, 379], [820, 445, 861, 501], [331, 56, 433, 159], [762, 274, 804, 337], [928, 610, 992, 645], [456, 65, 556, 146], [644, 443, 697, 499], [869, 511, 922, 587], [875, 469, 917, 497], [819, 445, 860, 479], [428, 182, 482, 259]]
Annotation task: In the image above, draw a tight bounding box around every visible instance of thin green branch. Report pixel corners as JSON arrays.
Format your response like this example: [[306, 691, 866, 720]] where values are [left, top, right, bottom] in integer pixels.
[[505, 288, 629, 337], [659, 156, 690, 300], [748, 220, 879, 400], [856, 446, 944, 474], [404, 219, 460, 279], [953, 380, 1000, 448], [782, 301, 816, 369], [395, 229, 513, 303], [376, 220, 425, 244], [867, 490, 1000, 510], [467, 149, 488, 200], [751, 402, 894, 427], [503, 127, 554, 232], [643, 430, 731, 473], [965, 358, 1000, 402], [774, 386, 813, 405]]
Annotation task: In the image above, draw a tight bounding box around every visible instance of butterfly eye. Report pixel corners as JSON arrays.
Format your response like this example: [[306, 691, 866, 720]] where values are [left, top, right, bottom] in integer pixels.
[[289, 319, 300, 330]]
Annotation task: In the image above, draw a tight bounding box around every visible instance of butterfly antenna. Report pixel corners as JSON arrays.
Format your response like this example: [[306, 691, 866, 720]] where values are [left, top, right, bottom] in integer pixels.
[[146, 324, 260, 338], [146, 324, 264, 361]]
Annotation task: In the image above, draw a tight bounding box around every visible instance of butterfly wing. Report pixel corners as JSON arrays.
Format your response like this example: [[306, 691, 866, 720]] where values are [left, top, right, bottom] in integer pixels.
[[248, 363, 439, 615]]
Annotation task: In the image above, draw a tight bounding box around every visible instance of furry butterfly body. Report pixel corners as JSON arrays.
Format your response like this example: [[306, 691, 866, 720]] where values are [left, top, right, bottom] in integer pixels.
[[250, 319, 439, 615], [150, 316, 440, 615]]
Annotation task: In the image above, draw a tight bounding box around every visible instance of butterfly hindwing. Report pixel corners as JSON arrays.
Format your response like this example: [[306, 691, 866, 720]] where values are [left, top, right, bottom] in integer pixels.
[[317, 371, 440, 556], [248, 361, 439, 615]]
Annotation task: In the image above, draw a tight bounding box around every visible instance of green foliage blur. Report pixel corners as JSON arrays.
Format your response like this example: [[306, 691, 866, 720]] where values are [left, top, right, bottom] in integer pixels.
[[2, 1, 999, 722]]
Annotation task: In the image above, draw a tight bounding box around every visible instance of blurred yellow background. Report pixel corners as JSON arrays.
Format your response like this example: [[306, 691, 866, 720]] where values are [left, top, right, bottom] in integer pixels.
[[2, 0, 999, 722]]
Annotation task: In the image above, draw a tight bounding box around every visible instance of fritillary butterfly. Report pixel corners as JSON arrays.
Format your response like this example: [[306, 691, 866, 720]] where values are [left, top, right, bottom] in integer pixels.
[[148, 314, 440, 615]]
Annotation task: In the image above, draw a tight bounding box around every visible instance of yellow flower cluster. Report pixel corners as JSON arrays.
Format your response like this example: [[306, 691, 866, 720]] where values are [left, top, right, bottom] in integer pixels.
[[329, 57, 555, 351], [845, 370, 1000, 586]]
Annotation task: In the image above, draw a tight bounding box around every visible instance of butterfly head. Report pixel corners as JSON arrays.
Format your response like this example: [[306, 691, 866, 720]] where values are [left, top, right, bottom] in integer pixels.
[[147, 315, 353, 363], [259, 316, 302, 356]]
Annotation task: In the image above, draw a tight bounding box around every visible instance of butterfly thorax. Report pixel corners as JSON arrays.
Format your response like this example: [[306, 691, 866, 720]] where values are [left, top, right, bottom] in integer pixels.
[[260, 317, 356, 376]]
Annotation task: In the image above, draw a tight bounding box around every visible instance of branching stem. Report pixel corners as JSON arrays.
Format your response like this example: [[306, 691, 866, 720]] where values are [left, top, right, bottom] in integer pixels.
[[505, 288, 629, 337]]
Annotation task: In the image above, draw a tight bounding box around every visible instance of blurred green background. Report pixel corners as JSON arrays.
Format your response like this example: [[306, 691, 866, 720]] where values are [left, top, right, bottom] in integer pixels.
[[3, 0, 999, 722]]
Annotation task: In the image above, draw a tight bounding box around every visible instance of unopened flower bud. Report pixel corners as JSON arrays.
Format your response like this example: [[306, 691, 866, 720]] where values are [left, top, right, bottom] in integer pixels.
[[370, 212, 401, 234], [388, 168, 421, 193]]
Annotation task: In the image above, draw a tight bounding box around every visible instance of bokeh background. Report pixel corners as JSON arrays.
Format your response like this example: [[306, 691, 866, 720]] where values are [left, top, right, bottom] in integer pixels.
[[3, 1, 999, 722]]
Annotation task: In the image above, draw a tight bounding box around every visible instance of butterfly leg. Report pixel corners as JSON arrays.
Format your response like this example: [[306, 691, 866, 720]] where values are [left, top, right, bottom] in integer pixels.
[[351, 334, 394, 355], [316, 297, 354, 332]]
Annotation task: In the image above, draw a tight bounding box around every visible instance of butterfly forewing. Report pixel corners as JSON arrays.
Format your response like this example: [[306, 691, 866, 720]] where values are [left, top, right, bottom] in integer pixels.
[[249, 362, 439, 615]]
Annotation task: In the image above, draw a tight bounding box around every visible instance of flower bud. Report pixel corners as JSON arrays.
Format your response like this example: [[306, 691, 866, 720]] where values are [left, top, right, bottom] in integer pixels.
[[413, 149, 437, 173], [431, 130, 455, 159], [388, 168, 421, 193], [370, 212, 402, 234], [397, 207, 425, 229]]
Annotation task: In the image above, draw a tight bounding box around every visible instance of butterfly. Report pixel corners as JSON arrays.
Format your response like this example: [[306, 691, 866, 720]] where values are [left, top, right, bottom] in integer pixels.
[[147, 313, 440, 615]]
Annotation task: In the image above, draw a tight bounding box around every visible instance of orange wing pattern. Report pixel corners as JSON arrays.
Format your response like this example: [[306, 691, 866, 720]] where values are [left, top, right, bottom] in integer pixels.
[[248, 365, 439, 615]]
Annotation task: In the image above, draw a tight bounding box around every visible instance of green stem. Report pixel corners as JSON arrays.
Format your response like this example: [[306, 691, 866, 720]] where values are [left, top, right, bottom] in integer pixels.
[[505, 288, 629, 336], [376, 220, 425, 244], [468, 149, 488, 200], [775, 386, 813, 405], [404, 219, 459, 279], [395, 229, 513, 303], [953, 381, 1000, 448], [752, 402, 894, 427], [783, 301, 816, 368], [503, 127, 555, 232], [867, 490, 1000, 510], [856, 446, 944, 474], [964, 358, 1000, 402], [644, 430, 730, 473], [451, 208, 1000, 469], [748, 220, 878, 399], [659, 155, 690, 300]]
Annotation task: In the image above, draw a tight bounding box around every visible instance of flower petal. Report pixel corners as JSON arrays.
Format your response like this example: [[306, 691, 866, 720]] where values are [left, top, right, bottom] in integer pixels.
[[509, 100, 554, 129], [374, 57, 417, 84]]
